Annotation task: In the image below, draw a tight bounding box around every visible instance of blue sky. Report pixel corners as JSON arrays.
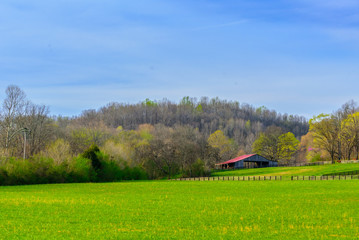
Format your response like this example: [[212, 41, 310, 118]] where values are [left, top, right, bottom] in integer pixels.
[[1, 0, 359, 118]]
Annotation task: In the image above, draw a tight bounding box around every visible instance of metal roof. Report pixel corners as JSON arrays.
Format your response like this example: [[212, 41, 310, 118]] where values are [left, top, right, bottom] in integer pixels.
[[216, 154, 256, 165]]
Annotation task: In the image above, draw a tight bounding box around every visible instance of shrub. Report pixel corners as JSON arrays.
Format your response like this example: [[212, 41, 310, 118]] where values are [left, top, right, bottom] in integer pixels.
[[82, 144, 102, 170], [98, 160, 123, 182], [191, 159, 206, 177], [67, 156, 93, 183], [4, 158, 37, 185]]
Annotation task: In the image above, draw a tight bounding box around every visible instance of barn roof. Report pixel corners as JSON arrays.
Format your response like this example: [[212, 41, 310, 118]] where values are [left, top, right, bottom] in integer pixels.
[[216, 154, 256, 165]]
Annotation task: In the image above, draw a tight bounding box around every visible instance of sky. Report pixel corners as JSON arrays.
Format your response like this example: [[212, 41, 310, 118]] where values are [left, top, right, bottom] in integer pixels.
[[1, 0, 359, 118]]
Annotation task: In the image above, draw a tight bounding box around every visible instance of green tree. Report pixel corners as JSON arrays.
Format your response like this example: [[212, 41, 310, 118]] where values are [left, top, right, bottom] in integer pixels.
[[252, 126, 282, 161], [252, 133, 277, 160], [277, 132, 300, 163], [82, 144, 102, 170], [208, 130, 237, 162], [341, 112, 359, 160], [309, 114, 339, 163]]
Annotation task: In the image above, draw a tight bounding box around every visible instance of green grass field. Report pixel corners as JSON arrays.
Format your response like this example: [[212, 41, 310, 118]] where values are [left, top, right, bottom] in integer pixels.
[[211, 162, 359, 178], [1, 181, 359, 239]]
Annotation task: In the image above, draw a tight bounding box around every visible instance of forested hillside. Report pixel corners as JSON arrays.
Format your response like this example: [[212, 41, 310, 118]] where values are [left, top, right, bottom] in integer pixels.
[[78, 97, 308, 151], [0, 85, 313, 183]]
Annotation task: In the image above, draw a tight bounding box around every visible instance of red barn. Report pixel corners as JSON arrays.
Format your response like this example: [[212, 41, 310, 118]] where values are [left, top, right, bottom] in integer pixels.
[[215, 154, 277, 169]]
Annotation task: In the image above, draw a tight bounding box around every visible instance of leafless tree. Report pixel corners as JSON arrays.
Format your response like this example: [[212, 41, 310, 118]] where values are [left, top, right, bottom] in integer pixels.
[[0, 85, 27, 155]]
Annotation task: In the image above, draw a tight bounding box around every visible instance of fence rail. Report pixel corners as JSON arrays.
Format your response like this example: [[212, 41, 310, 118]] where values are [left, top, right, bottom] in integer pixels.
[[174, 176, 282, 181], [322, 170, 359, 176], [174, 175, 359, 181], [291, 175, 359, 180], [277, 161, 331, 167]]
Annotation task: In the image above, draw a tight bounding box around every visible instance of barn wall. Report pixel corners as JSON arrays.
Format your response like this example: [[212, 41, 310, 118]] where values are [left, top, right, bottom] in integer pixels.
[[235, 161, 244, 168]]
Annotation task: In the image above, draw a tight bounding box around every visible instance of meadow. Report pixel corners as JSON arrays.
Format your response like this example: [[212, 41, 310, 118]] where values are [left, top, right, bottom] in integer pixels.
[[211, 162, 359, 178], [1, 181, 359, 239]]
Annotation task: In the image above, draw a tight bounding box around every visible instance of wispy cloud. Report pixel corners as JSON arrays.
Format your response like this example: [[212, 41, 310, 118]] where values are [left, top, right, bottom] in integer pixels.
[[1, 0, 359, 117]]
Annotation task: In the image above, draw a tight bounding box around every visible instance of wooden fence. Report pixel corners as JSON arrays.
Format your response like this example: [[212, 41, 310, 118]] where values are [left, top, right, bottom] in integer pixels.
[[291, 175, 359, 180], [174, 175, 359, 181], [174, 176, 282, 181], [322, 170, 359, 176]]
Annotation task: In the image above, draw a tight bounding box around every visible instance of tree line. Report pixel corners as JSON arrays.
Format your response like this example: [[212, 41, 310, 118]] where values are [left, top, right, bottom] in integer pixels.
[[0, 85, 312, 184]]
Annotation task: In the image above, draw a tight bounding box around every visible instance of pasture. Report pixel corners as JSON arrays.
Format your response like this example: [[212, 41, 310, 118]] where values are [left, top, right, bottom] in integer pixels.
[[0, 181, 359, 239], [211, 162, 359, 178]]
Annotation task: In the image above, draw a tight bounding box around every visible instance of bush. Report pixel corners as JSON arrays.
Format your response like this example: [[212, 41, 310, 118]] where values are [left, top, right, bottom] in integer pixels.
[[0, 146, 147, 186], [311, 153, 322, 162], [191, 159, 206, 177], [4, 158, 37, 185], [0, 168, 7, 185], [82, 144, 102, 170], [98, 160, 123, 182], [67, 156, 93, 183]]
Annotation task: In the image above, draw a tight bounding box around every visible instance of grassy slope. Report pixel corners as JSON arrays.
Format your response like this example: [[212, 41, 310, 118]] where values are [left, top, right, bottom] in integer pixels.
[[211, 163, 359, 177], [1, 181, 359, 239]]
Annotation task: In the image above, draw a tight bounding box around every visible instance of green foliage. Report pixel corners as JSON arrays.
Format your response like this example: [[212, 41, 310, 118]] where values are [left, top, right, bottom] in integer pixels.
[[252, 133, 274, 160], [180, 96, 193, 107], [208, 130, 237, 162], [252, 132, 280, 161], [67, 156, 93, 183], [277, 132, 300, 162], [310, 153, 322, 162], [0, 147, 147, 185], [42, 138, 72, 165], [82, 144, 102, 170], [3, 158, 36, 185], [309, 113, 341, 162], [190, 159, 206, 177], [195, 104, 203, 113], [143, 98, 157, 107], [69, 127, 94, 153], [252, 128, 299, 163]]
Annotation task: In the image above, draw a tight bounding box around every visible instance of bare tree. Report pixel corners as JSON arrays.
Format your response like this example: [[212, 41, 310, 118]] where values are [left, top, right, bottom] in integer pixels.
[[0, 85, 27, 156], [21, 103, 54, 156]]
